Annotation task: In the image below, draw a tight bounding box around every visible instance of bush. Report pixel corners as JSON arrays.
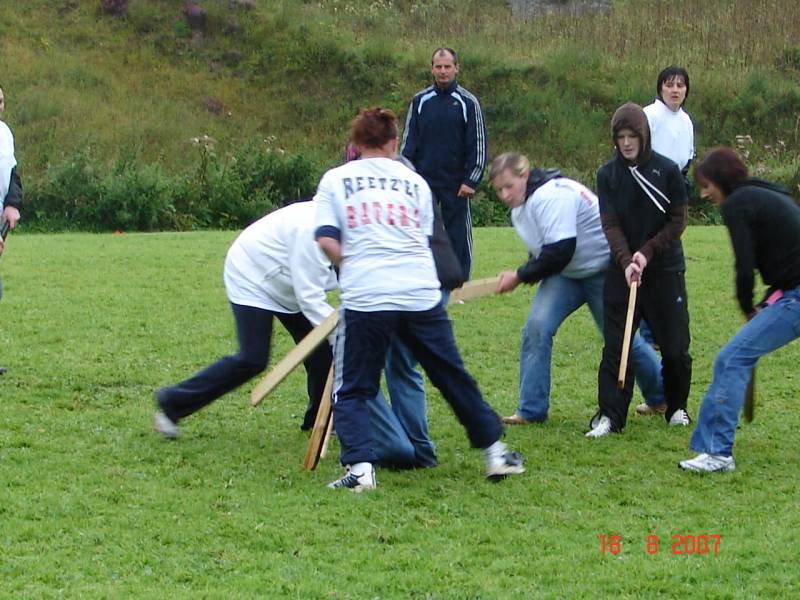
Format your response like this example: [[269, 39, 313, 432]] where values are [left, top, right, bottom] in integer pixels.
[[25, 142, 322, 232]]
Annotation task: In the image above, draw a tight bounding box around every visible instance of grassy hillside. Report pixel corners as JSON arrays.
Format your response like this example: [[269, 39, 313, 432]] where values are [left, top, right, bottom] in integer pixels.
[[0, 0, 798, 230]]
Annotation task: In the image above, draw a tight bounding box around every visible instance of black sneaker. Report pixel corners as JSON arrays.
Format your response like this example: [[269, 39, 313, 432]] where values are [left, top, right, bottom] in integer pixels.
[[327, 465, 376, 492]]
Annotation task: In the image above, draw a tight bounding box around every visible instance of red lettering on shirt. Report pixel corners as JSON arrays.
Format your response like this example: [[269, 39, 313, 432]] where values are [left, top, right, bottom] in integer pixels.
[[399, 205, 409, 227]]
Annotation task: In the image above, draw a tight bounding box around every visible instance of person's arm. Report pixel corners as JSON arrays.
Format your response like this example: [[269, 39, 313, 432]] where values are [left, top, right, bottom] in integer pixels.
[[313, 170, 345, 267], [638, 165, 688, 263], [597, 169, 632, 270], [516, 238, 576, 283], [721, 198, 757, 316], [462, 94, 487, 192], [0, 125, 15, 205], [3, 167, 22, 229], [316, 236, 342, 266], [400, 96, 419, 165], [289, 231, 335, 327]]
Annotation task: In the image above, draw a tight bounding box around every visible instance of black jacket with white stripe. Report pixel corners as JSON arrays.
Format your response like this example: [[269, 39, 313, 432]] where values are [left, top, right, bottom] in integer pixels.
[[597, 150, 687, 273], [400, 80, 487, 191]]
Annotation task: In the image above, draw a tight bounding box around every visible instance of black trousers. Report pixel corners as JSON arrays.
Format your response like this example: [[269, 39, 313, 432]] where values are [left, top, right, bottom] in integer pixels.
[[333, 304, 503, 465], [597, 268, 692, 430], [432, 185, 473, 282], [159, 303, 332, 428]]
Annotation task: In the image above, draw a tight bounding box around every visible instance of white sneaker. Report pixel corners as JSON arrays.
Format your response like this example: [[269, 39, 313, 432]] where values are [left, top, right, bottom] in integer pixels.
[[327, 463, 376, 492], [586, 415, 612, 438], [669, 409, 691, 426], [679, 453, 735, 473], [484, 441, 525, 479], [154, 410, 179, 439]]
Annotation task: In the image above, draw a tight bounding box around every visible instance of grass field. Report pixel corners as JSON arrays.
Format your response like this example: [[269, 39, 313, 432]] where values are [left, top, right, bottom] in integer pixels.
[[1, 227, 799, 598]]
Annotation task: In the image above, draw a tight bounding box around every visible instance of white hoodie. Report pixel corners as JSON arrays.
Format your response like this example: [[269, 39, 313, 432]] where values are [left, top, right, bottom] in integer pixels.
[[0, 121, 17, 208], [224, 201, 337, 326], [643, 99, 694, 171]]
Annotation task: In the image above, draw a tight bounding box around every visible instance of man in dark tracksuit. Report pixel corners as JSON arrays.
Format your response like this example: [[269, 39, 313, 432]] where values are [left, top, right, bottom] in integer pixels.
[[587, 102, 692, 437], [400, 47, 487, 282]]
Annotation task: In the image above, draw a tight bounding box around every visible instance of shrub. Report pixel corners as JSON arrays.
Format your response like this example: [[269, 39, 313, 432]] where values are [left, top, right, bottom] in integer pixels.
[[24, 141, 321, 232]]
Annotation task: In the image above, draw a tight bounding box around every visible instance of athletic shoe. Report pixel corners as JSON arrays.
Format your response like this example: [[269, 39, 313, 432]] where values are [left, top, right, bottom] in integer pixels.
[[502, 414, 532, 425], [586, 415, 612, 438], [635, 402, 667, 416], [327, 464, 376, 492], [153, 410, 179, 439], [679, 453, 735, 473], [484, 441, 525, 479], [669, 409, 691, 426]]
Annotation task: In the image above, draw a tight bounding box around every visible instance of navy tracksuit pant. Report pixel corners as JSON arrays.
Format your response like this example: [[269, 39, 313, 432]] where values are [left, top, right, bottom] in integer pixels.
[[597, 268, 692, 430], [332, 303, 503, 466], [158, 303, 331, 429], [432, 186, 472, 282]]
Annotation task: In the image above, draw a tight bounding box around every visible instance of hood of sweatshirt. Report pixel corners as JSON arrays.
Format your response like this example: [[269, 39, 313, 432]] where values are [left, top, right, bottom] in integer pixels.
[[736, 178, 792, 198], [611, 102, 652, 166], [525, 168, 562, 197]]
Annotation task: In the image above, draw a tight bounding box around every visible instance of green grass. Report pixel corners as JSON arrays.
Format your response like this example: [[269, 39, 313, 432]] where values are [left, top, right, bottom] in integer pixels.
[[1, 227, 799, 597]]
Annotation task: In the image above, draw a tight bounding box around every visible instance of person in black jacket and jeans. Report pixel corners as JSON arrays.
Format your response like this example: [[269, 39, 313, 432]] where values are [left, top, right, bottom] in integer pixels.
[[587, 102, 692, 437], [400, 47, 487, 282], [681, 147, 800, 472]]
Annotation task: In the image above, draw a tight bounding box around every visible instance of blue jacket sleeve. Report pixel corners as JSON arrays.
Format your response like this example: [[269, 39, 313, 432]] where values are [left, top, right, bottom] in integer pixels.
[[463, 96, 487, 189], [400, 98, 418, 166], [516, 238, 577, 284]]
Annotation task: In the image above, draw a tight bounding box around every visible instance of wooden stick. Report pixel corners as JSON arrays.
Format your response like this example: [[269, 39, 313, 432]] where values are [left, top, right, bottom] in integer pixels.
[[319, 413, 333, 459], [303, 366, 334, 470], [447, 276, 502, 305], [250, 310, 338, 407], [617, 281, 638, 389], [743, 368, 756, 422]]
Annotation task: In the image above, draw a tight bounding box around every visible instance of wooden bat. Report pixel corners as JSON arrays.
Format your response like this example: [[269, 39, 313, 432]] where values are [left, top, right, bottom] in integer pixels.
[[743, 369, 755, 422], [617, 281, 638, 389], [250, 310, 339, 406], [256, 277, 497, 408], [447, 276, 502, 305], [303, 365, 334, 470], [319, 413, 333, 459]]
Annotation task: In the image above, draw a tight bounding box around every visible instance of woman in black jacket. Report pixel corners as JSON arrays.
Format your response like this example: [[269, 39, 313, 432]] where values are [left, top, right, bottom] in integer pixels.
[[587, 103, 692, 437], [680, 147, 800, 472]]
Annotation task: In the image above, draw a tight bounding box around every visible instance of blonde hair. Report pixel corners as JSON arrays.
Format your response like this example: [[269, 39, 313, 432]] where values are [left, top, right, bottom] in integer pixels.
[[489, 152, 530, 181]]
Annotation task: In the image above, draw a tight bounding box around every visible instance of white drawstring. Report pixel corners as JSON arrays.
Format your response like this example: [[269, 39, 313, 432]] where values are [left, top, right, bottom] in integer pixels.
[[629, 166, 670, 213]]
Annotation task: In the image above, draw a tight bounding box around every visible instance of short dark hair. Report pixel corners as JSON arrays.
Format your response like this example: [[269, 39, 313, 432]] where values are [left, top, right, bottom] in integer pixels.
[[350, 107, 398, 149], [656, 65, 690, 104], [694, 147, 749, 196], [431, 47, 458, 65]]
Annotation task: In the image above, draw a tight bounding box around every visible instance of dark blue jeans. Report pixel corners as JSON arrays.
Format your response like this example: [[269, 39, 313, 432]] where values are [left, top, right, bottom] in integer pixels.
[[158, 303, 331, 426], [333, 304, 503, 465], [690, 288, 800, 456]]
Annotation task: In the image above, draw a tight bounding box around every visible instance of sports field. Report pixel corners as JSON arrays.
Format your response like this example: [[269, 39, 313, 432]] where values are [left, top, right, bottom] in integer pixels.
[[1, 227, 798, 597]]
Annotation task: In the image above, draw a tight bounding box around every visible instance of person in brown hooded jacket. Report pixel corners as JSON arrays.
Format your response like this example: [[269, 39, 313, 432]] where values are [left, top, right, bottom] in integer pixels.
[[586, 102, 692, 437]]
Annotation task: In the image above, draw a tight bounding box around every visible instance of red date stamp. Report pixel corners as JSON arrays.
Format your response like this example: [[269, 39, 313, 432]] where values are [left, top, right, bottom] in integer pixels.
[[600, 533, 721, 556]]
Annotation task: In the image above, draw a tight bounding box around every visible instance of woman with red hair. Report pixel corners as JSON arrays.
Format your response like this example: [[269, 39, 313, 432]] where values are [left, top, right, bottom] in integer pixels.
[[315, 108, 524, 491], [680, 147, 800, 472]]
